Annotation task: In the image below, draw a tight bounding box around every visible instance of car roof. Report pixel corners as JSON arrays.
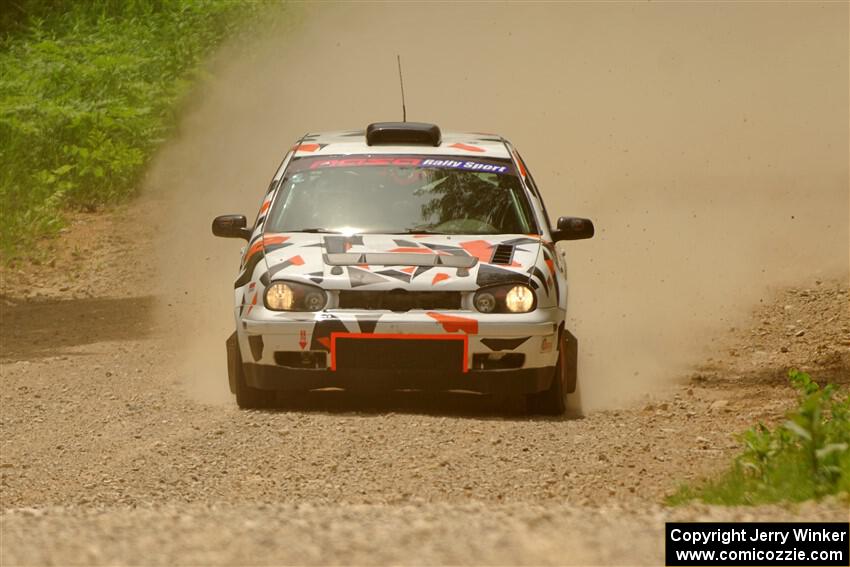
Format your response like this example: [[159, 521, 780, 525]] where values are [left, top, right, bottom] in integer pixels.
[[291, 129, 513, 159]]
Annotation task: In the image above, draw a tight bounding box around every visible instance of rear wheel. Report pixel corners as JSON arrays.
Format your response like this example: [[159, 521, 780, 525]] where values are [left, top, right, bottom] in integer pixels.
[[527, 329, 577, 415]]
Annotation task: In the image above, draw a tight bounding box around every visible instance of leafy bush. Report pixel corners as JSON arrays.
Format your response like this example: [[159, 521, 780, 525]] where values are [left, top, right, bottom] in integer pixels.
[[669, 370, 849, 505], [0, 0, 267, 260]]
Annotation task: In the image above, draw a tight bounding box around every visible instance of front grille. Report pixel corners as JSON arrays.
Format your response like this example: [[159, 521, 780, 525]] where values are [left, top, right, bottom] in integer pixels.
[[337, 290, 461, 311], [472, 353, 525, 370], [334, 337, 465, 371], [274, 351, 327, 369]]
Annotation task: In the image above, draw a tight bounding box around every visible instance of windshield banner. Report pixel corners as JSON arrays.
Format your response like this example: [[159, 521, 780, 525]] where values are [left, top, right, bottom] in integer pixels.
[[288, 155, 516, 175]]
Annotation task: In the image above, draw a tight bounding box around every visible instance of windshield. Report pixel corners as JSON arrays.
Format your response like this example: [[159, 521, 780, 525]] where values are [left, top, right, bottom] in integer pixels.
[[265, 155, 538, 235]]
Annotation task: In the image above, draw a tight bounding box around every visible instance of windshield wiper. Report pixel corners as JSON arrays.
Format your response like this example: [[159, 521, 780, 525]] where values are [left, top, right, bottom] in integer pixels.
[[293, 227, 446, 235], [294, 228, 342, 234], [390, 228, 445, 235]]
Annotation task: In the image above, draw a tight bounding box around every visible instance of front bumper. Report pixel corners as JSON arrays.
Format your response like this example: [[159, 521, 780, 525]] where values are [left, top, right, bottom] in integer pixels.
[[236, 305, 564, 362], [243, 363, 554, 394], [234, 306, 563, 392]]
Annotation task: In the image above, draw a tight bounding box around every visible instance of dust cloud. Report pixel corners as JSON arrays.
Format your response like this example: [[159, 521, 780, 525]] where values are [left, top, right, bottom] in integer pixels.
[[146, 3, 849, 410]]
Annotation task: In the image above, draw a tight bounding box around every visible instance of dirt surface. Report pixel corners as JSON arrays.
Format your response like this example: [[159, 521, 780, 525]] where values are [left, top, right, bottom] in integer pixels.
[[1, 206, 848, 565], [2, 3, 849, 566]]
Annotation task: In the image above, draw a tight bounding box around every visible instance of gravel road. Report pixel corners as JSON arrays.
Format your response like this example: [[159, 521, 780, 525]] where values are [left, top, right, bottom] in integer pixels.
[[1, 207, 847, 565], [2, 3, 849, 564]]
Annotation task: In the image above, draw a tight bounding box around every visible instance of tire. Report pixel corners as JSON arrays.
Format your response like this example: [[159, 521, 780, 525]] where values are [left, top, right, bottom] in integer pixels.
[[527, 329, 577, 416], [226, 332, 275, 409], [563, 328, 578, 394]]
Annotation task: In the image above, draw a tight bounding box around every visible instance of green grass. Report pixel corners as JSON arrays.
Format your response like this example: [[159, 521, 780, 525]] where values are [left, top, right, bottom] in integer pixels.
[[0, 0, 275, 261], [668, 370, 850, 506]]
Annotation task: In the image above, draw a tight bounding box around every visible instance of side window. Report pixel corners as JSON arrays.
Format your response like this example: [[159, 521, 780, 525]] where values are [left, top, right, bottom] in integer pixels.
[[254, 152, 292, 232], [252, 180, 277, 229], [515, 152, 554, 231]]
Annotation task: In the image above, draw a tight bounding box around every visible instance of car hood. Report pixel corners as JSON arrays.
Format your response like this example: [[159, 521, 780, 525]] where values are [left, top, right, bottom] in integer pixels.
[[259, 233, 542, 291]]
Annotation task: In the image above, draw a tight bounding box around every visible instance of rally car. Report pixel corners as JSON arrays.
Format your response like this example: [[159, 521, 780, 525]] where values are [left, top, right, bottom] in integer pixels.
[[212, 122, 594, 414]]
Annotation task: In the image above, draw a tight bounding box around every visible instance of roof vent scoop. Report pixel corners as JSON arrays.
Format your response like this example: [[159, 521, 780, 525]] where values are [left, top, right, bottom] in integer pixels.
[[366, 122, 441, 147]]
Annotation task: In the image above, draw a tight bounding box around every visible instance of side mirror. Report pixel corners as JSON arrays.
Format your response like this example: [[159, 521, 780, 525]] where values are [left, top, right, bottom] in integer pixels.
[[552, 216, 594, 241], [212, 215, 251, 240]]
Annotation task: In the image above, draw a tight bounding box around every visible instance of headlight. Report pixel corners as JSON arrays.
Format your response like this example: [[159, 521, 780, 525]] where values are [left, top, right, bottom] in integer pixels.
[[264, 281, 327, 311], [505, 285, 534, 313], [473, 284, 536, 314], [474, 291, 497, 313]]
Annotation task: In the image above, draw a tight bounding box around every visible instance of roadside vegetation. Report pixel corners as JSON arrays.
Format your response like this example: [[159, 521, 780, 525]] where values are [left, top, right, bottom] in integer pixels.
[[0, 0, 273, 261], [669, 370, 850, 506]]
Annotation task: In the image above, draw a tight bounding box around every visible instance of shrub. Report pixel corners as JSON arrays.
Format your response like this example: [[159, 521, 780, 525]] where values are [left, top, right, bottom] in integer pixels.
[[0, 0, 267, 260], [668, 370, 849, 505]]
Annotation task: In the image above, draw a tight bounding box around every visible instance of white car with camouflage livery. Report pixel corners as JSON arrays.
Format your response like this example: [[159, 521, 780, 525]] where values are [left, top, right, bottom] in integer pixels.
[[213, 122, 594, 414]]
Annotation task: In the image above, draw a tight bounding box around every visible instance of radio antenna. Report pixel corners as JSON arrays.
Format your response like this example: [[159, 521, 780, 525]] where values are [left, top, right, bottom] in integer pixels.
[[397, 55, 407, 122]]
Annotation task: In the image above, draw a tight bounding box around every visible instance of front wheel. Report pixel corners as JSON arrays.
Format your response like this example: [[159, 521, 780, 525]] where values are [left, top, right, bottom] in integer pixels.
[[226, 332, 275, 409], [526, 329, 577, 415]]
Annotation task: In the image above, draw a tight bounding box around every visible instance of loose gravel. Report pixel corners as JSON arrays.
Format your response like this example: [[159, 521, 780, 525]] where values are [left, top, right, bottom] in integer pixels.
[[1, 208, 848, 565]]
